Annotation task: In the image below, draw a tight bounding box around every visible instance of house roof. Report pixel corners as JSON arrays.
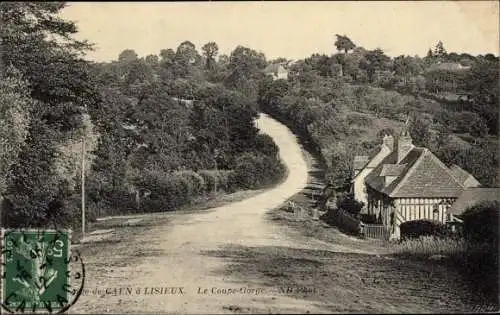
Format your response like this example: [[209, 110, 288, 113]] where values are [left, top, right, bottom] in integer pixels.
[[449, 164, 481, 187], [264, 63, 287, 74], [380, 164, 407, 177], [365, 147, 464, 198], [351, 144, 392, 183], [449, 164, 471, 183], [354, 155, 369, 170], [449, 187, 500, 216], [427, 62, 470, 72]]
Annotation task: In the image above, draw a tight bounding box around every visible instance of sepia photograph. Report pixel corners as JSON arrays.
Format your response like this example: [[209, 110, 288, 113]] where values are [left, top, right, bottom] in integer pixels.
[[0, 1, 499, 314]]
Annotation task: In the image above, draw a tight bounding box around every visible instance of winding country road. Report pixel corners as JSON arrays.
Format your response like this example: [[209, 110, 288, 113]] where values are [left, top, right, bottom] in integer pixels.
[[71, 113, 370, 314], [71, 113, 482, 314]]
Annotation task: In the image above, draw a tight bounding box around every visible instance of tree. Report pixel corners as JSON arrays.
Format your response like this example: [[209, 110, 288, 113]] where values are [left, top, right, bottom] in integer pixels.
[[160, 48, 176, 64], [175, 41, 200, 66], [227, 46, 266, 75], [334, 34, 356, 54], [125, 59, 154, 86], [218, 54, 229, 67], [433, 41, 447, 60], [343, 47, 367, 81], [173, 41, 201, 78], [118, 49, 139, 63], [0, 67, 33, 197], [393, 55, 422, 86], [408, 115, 433, 147], [225, 46, 266, 100], [0, 2, 100, 227], [201, 42, 219, 69], [359, 48, 391, 83], [144, 54, 159, 69]]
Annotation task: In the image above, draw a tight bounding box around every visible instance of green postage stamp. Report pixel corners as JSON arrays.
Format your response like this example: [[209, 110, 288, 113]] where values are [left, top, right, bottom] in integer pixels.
[[0, 229, 85, 314]]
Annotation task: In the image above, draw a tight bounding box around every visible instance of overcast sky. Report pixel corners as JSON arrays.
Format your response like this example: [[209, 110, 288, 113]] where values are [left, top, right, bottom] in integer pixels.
[[61, 1, 499, 62]]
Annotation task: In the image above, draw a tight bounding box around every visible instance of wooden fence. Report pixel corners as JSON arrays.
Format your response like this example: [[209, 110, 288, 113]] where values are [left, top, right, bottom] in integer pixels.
[[361, 223, 390, 241]]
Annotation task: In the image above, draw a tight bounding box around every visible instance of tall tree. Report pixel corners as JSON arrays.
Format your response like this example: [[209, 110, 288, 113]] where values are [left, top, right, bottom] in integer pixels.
[[0, 2, 99, 227], [201, 42, 219, 69], [433, 41, 447, 61], [334, 34, 356, 54], [174, 41, 201, 78], [225, 46, 266, 100], [175, 41, 200, 66]]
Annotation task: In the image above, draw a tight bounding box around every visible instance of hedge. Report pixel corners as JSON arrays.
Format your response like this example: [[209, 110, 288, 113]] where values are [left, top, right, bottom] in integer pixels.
[[400, 219, 454, 240]]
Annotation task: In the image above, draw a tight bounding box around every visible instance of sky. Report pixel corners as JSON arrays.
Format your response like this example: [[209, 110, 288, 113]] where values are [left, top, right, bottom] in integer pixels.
[[60, 1, 499, 62]]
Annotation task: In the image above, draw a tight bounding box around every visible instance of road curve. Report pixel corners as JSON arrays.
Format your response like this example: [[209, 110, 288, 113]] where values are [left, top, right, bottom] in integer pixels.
[[73, 113, 340, 314]]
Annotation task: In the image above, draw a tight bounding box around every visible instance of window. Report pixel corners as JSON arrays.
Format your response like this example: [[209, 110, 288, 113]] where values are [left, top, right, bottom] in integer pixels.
[[433, 205, 439, 221]]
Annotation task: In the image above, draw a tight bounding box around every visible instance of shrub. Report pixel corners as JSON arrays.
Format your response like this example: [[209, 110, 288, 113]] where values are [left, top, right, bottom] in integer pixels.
[[173, 170, 206, 196], [234, 151, 286, 189], [460, 201, 500, 308], [197, 169, 239, 193], [335, 192, 364, 217], [198, 170, 217, 193], [213, 170, 237, 193], [461, 200, 499, 247], [321, 206, 361, 236], [400, 219, 454, 240], [254, 133, 279, 158]]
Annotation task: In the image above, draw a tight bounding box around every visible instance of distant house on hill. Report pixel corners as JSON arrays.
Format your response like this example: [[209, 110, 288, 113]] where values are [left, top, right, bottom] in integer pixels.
[[351, 122, 481, 240], [426, 62, 471, 72], [264, 63, 288, 80], [449, 187, 500, 217]]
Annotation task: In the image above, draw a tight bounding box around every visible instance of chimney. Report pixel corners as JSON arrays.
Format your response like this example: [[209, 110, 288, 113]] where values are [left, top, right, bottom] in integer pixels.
[[382, 135, 394, 151], [396, 132, 413, 163]]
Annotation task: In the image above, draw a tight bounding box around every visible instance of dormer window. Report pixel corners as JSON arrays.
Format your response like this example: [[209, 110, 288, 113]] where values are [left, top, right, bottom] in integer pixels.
[[380, 164, 406, 187]]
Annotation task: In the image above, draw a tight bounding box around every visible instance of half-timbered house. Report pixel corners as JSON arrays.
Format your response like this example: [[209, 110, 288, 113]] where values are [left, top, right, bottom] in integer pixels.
[[353, 124, 480, 240]]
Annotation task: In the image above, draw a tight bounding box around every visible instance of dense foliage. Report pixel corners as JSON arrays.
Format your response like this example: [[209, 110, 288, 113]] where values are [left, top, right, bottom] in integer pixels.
[[335, 192, 364, 217], [0, 2, 99, 227], [0, 3, 285, 227], [259, 37, 499, 189], [461, 201, 499, 249], [460, 201, 499, 305], [86, 41, 285, 217]]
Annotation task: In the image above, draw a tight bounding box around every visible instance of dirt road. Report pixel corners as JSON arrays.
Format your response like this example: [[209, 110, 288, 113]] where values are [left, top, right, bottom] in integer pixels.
[[71, 114, 482, 314]]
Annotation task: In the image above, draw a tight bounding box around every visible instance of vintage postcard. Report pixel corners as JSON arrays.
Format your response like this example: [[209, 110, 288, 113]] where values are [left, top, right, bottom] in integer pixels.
[[0, 1, 498, 314]]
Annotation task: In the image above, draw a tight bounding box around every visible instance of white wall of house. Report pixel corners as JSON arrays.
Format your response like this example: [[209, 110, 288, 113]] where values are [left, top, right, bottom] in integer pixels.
[[276, 71, 288, 80], [385, 197, 455, 240], [354, 167, 373, 210], [354, 145, 392, 213]]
